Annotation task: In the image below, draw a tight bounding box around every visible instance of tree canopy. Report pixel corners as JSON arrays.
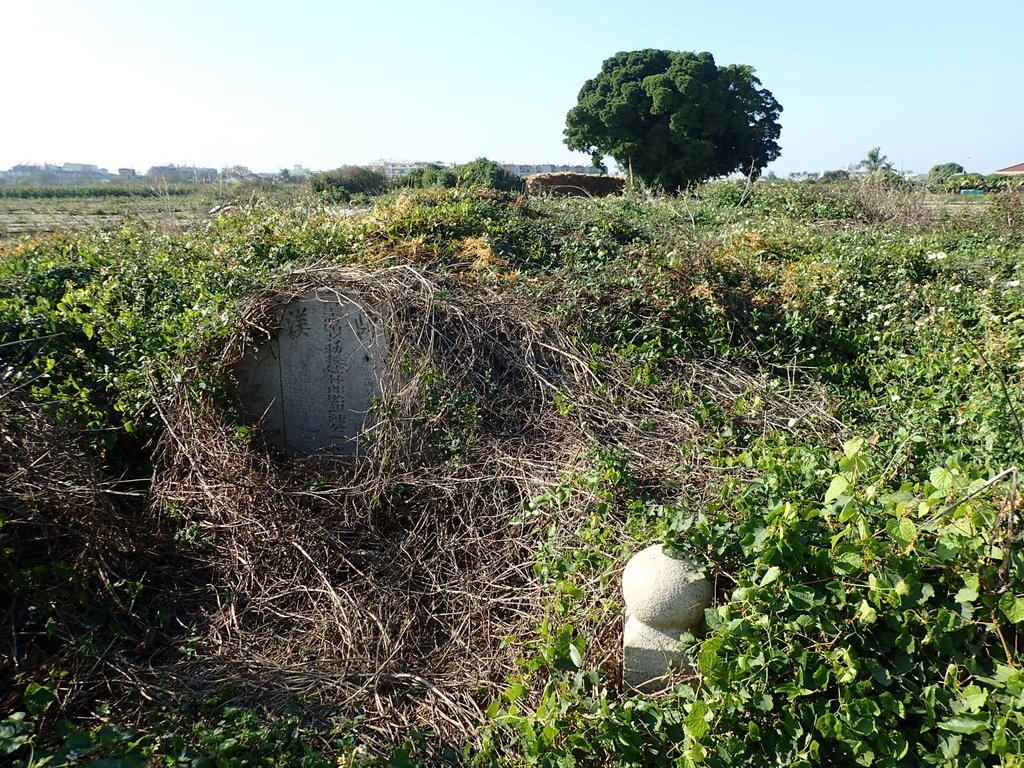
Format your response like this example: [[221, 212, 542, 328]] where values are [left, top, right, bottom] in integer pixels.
[[563, 49, 782, 191], [860, 147, 894, 174], [927, 162, 965, 187]]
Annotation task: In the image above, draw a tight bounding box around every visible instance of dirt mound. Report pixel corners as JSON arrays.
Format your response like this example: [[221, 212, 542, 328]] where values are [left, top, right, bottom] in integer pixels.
[[524, 172, 626, 197], [148, 265, 832, 753]]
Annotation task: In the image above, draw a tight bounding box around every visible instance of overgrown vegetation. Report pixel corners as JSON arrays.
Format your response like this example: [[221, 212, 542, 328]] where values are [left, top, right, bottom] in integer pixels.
[[308, 165, 390, 203], [1, 180, 1023, 766], [392, 158, 524, 193], [308, 158, 523, 205]]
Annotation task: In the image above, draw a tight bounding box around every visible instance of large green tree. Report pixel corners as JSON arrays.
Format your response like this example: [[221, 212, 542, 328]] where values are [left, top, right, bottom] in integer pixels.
[[563, 49, 782, 190], [927, 162, 964, 187]]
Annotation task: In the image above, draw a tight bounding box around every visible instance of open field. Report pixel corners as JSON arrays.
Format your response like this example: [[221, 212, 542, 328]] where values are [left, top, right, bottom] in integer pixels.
[[0, 183, 305, 239], [0, 195, 201, 236], [1, 182, 1023, 766]]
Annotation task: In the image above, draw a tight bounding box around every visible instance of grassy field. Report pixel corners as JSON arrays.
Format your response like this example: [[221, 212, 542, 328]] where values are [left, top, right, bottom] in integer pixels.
[[1, 181, 1022, 766], [0, 182, 305, 239]]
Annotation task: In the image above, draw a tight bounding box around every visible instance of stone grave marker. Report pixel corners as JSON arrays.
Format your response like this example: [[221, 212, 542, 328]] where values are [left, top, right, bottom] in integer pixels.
[[234, 289, 385, 456], [621, 543, 712, 692]]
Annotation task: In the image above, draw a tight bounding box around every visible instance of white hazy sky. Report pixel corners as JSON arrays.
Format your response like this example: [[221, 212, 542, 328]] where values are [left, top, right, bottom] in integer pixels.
[[1, 0, 1021, 175]]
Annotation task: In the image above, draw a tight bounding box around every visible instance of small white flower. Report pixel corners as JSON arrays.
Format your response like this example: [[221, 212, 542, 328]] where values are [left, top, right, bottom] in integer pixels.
[[1006, 280, 1021, 288], [926, 251, 947, 260]]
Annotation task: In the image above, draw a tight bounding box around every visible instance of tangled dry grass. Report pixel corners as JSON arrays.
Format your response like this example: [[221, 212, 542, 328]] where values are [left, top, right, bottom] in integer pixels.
[[3, 265, 839, 757], [0, 381, 182, 715]]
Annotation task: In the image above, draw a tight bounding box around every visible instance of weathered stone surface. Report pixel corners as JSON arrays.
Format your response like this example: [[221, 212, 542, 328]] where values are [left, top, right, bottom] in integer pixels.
[[622, 615, 689, 693], [621, 543, 712, 692], [234, 290, 385, 456], [621, 544, 712, 630]]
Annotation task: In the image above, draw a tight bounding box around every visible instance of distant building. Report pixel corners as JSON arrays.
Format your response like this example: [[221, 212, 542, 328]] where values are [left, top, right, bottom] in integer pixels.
[[9, 164, 43, 178], [61, 163, 115, 181], [3, 162, 114, 184], [220, 165, 255, 181], [62, 162, 99, 174], [367, 160, 605, 180], [371, 160, 450, 179], [146, 165, 218, 183], [994, 162, 1024, 176], [503, 163, 603, 177], [118, 168, 138, 179]]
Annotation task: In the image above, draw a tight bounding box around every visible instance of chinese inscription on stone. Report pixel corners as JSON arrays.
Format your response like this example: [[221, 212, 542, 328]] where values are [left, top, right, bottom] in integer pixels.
[[234, 290, 385, 456]]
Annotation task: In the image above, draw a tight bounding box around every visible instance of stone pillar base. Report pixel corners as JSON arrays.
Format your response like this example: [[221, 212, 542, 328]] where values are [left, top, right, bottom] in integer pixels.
[[622, 615, 688, 692], [621, 543, 712, 692]]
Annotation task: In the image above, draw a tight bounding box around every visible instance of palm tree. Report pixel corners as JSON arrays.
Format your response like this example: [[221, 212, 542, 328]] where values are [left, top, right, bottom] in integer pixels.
[[861, 147, 894, 173]]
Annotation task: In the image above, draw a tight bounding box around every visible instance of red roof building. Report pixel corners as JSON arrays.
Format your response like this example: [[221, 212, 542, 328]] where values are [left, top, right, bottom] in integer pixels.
[[994, 162, 1024, 175]]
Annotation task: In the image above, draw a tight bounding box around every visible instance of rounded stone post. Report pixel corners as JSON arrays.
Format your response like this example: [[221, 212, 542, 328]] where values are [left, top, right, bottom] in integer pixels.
[[621, 543, 712, 692]]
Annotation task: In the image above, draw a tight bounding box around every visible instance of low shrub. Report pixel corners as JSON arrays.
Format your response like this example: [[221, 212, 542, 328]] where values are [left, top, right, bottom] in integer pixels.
[[308, 165, 388, 202]]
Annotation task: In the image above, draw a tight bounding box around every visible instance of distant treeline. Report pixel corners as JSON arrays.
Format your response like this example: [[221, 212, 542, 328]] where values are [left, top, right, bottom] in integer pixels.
[[0, 185, 196, 200]]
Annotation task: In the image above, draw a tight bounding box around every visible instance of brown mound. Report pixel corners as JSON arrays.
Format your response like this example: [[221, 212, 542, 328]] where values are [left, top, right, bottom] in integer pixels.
[[525, 172, 626, 198]]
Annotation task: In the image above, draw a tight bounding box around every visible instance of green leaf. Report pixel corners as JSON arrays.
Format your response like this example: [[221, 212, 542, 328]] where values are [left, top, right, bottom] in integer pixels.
[[998, 593, 1024, 624], [684, 700, 710, 741], [955, 575, 979, 606], [939, 713, 989, 734], [698, 637, 724, 677], [824, 475, 850, 504], [887, 517, 917, 548], [568, 642, 583, 670], [0, 713, 33, 756], [788, 587, 816, 610], [959, 685, 988, 713], [832, 547, 864, 576], [704, 607, 723, 631], [865, 658, 893, 686], [839, 437, 870, 480], [759, 566, 781, 587], [855, 600, 877, 625], [842, 437, 866, 457], [930, 467, 955, 492], [24, 682, 57, 719]]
